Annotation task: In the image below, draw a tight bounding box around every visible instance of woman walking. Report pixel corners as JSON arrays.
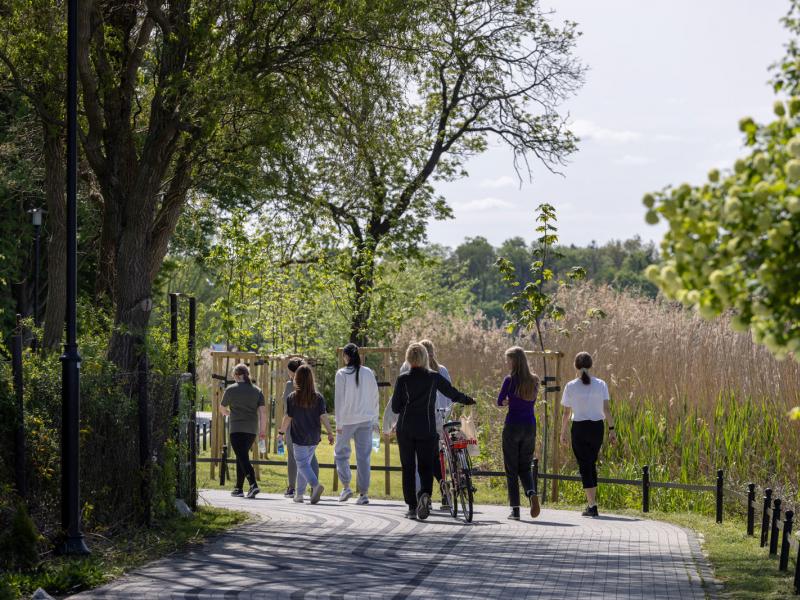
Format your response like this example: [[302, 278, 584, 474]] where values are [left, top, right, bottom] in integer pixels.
[[219, 364, 266, 499], [278, 364, 334, 504], [559, 351, 617, 517], [391, 343, 475, 520], [497, 347, 540, 520], [334, 343, 380, 505], [282, 357, 319, 498]]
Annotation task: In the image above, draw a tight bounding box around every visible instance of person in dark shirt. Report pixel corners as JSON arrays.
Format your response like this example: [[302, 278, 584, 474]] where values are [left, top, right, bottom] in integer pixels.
[[282, 358, 319, 497], [278, 364, 334, 504], [390, 343, 475, 520], [497, 346, 540, 520], [219, 363, 266, 499]]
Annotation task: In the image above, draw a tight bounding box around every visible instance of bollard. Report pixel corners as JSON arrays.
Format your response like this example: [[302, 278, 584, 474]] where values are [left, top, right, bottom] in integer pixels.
[[794, 535, 800, 594], [770, 498, 782, 556], [203, 423, 207, 451], [532, 458, 539, 496], [715, 469, 724, 524], [220, 445, 228, 486], [779, 511, 793, 571], [746, 483, 755, 536], [642, 465, 650, 513], [195, 424, 200, 455], [761, 488, 773, 547]]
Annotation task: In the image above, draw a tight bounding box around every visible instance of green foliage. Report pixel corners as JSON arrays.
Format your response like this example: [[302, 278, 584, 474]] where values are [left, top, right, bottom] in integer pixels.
[[496, 203, 586, 346], [0, 502, 41, 571], [644, 4, 800, 426]]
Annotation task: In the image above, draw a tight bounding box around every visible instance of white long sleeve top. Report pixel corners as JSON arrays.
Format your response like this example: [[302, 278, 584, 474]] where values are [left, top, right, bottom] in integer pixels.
[[334, 365, 380, 427]]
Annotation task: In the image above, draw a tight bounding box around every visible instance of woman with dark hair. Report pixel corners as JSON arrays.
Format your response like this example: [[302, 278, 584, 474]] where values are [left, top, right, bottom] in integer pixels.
[[219, 363, 266, 499], [282, 357, 319, 497], [391, 343, 475, 520], [559, 351, 617, 517], [497, 347, 540, 520], [278, 364, 334, 504], [334, 343, 380, 504]]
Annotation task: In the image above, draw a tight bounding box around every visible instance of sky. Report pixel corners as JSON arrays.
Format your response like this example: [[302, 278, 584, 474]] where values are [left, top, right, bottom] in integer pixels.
[[428, 0, 788, 249]]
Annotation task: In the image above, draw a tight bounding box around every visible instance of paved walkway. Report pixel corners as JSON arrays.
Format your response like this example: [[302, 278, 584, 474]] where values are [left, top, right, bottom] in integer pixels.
[[72, 489, 715, 599]]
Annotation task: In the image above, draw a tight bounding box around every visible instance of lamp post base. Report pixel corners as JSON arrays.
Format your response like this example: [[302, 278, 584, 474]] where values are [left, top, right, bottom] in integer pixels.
[[57, 534, 91, 556]]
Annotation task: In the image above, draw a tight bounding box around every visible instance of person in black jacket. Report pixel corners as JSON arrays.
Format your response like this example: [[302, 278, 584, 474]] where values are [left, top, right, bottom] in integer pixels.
[[390, 342, 475, 520]]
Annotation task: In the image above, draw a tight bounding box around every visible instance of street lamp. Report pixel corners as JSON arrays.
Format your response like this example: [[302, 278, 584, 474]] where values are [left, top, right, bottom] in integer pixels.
[[28, 207, 43, 327], [59, 0, 89, 555]]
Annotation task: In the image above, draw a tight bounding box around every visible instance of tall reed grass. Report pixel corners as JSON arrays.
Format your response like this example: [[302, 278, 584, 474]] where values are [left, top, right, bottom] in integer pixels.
[[394, 284, 800, 512]]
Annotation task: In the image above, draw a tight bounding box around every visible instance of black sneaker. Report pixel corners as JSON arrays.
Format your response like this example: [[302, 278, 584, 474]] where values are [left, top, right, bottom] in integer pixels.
[[231, 488, 244, 497], [284, 487, 295, 498], [416, 493, 431, 520], [581, 505, 599, 517], [246, 485, 260, 499], [508, 507, 520, 520], [405, 509, 418, 520]]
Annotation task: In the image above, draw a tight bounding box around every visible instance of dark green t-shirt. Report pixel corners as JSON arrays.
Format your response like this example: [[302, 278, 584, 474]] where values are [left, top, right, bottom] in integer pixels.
[[221, 382, 265, 435]]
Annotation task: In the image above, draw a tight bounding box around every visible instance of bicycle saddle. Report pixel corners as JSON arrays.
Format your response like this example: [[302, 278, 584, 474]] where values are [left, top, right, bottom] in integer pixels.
[[443, 420, 462, 432]]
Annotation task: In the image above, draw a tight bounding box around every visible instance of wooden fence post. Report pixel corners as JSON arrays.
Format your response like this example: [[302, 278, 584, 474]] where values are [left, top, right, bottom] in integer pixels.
[[642, 465, 650, 513], [746, 483, 755, 536], [770, 498, 782, 556], [779, 510, 793, 571]]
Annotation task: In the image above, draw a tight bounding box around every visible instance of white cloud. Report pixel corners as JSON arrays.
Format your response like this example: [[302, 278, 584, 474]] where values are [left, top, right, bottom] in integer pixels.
[[613, 154, 654, 166], [454, 197, 514, 212], [570, 119, 642, 144], [479, 175, 517, 189], [653, 133, 684, 143]]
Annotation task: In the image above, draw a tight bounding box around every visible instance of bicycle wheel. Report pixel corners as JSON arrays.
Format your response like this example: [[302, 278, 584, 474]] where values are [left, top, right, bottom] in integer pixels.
[[438, 449, 454, 513], [458, 470, 474, 523], [446, 449, 459, 518]]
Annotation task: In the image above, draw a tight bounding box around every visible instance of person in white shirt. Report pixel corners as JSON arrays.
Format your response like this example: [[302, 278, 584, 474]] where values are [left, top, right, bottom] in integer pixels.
[[334, 343, 380, 504], [559, 351, 617, 517]]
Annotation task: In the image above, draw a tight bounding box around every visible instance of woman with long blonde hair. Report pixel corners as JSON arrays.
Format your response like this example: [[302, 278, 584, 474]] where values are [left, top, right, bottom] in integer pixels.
[[497, 347, 540, 520], [390, 343, 475, 520]]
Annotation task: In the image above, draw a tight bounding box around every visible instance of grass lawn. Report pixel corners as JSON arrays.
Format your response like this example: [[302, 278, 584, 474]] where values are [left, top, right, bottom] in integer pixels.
[[0, 506, 248, 600]]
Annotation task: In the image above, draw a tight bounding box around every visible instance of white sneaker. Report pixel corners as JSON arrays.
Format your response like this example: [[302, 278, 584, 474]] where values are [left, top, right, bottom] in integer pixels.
[[339, 487, 353, 502], [293, 494, 304, 503], [356, 495, 369, 505], [310, 484, 325, 504]]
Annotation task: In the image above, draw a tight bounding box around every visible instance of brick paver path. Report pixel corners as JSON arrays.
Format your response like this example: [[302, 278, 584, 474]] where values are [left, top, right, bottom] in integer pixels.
[[72, 489, 715, 599]]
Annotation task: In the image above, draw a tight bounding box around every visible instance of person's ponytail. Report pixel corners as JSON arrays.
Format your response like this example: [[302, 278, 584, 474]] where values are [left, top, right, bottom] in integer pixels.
[[233, 363, 251, 384], [343, 343, 361, 386], [574, 352, 593, 385]]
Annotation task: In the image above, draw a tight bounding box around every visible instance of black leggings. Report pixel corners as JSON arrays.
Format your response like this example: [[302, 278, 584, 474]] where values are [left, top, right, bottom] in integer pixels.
[[571, 420, 604, 489], [230, 432, 257, 489], [398, 432, 438, 510], [502, 422, 536, 507]]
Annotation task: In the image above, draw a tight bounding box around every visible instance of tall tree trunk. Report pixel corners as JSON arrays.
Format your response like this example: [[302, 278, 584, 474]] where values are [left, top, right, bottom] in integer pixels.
[[348, 242, 376, 345], [41, 128, 67, 351]]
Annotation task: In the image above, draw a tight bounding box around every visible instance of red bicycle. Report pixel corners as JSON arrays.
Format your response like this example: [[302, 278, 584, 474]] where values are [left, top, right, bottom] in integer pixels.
[[437, 407, 475, 523]]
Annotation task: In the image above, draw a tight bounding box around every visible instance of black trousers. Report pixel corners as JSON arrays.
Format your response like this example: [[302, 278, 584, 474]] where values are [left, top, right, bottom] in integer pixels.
[[398, 431, 438, 509], [230, 432, 257, 489], [502, 422, 536, 507], [571, 420, 604, 489]]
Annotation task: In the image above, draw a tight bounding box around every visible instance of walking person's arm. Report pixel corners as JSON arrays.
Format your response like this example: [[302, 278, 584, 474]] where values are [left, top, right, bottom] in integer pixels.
[[321, 414, 335, 445], [435, 373, 475, 405], [560, 409, 571, 446], [278, 415, 292, 439], [219, 389, 231, 417], [334, 369, 345, 434], [496, 377, 510, 407]]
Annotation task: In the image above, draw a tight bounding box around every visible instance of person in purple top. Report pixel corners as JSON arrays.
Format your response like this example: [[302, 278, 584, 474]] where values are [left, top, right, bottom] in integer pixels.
[[497, 346, 541, 520]]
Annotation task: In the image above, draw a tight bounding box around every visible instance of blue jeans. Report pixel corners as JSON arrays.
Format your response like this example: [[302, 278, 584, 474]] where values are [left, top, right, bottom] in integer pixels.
[[293, 444, 320, 492], [334, 421, 373, 494]]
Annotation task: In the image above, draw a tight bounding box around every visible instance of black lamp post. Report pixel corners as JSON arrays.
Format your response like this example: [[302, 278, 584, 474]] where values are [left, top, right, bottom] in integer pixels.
[[28, 207, 43, 327], [59, 0, 89, 555]]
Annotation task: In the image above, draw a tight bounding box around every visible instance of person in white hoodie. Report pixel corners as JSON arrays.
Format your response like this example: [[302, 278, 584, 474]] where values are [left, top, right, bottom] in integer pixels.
[[335, 343, 380, 504]]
